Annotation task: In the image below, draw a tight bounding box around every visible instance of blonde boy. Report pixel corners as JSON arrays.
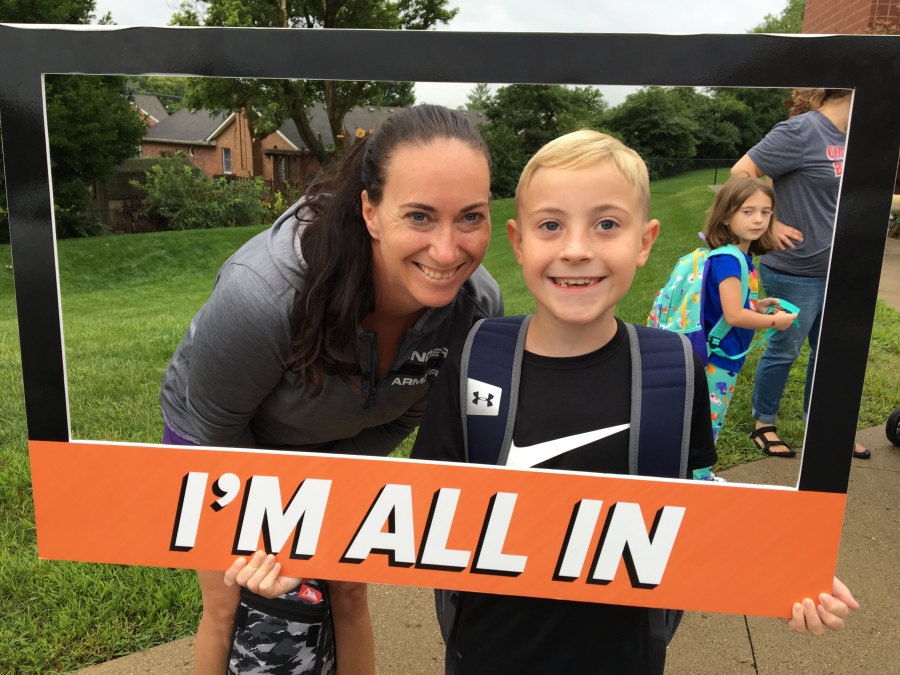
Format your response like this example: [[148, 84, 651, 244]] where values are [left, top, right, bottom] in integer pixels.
[[230, 131, 858, 674], [410, 130, 717, 674], [409, 130, 855, 674]]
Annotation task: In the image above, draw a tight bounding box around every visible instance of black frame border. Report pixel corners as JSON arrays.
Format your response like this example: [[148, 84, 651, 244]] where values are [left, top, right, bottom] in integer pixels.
[[2, 26, 898, 494]]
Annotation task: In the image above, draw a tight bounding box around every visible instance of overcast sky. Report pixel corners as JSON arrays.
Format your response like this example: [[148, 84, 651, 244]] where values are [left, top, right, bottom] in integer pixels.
[[93, 0, 791, 107]]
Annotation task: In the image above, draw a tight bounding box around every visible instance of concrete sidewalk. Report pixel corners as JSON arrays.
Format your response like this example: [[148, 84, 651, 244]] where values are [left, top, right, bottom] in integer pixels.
[[75, 238, 900, 674], [666, 424, 900, 674]]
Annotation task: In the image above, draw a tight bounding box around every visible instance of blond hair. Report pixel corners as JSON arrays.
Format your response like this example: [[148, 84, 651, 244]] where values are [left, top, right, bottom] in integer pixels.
[[704, 177, 779, 256], [515, 130, 651, 219]]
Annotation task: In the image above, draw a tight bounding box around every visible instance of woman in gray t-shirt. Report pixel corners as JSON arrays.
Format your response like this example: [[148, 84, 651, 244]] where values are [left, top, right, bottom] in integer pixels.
[[731, 90, 867, 459]]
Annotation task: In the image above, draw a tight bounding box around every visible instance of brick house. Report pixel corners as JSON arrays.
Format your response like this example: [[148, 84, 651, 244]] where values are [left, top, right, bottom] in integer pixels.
[[803, 0, 899, 33], [133, 94, 169, 127], [141, 103, 488, 189]]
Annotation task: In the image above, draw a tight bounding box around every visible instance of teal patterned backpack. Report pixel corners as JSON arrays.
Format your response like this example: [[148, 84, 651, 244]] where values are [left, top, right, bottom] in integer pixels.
[[648, 243, 798, 365], [647, 244, 753, 365]]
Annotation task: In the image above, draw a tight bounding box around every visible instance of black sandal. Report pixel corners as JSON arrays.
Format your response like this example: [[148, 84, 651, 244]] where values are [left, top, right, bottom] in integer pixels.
[[750, 425, 796, 458]]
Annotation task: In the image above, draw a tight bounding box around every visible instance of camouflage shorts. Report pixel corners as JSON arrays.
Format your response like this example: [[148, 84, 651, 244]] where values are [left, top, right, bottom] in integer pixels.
[[227, 580, 336, 675]]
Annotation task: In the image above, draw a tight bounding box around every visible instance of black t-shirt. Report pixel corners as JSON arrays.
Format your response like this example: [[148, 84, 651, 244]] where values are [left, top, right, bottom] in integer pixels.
[[411, 319, 716, 675]]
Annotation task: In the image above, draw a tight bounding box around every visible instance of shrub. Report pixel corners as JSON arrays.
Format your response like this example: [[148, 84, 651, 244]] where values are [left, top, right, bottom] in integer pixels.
[[135, 156, 268, 230], [260, 183, 306, 223], [55, 209, 108, 238]]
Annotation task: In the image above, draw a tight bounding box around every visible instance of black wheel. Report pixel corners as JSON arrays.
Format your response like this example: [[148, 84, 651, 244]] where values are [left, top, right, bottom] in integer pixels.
[[887, 406, 900, 447]]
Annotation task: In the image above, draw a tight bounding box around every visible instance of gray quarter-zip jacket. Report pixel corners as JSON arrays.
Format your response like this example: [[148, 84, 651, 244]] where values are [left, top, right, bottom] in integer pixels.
[[159, 204, 503, 453]]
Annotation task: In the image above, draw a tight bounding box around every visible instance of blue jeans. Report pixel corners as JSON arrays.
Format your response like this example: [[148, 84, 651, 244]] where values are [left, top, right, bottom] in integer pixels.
[[751, 264, 827, 425]]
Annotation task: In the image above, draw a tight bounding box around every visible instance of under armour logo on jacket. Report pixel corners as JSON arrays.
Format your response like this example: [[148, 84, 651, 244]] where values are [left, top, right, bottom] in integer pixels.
[[466, 378, 502, 417]]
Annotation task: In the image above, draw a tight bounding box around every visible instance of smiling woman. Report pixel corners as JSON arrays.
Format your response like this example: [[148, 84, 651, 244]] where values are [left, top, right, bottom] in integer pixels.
[[156, 105, 502, 675]]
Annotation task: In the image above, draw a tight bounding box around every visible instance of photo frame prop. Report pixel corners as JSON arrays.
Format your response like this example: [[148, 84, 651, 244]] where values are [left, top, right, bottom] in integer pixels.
[[3, 25, 898, 618]]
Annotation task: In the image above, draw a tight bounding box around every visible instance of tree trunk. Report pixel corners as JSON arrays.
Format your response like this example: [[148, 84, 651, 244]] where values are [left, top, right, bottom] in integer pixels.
[[242, 108, 267, 177], [251, 137, 265, 177], [289, 106, 328, 166], [324, 80, 368, 155]]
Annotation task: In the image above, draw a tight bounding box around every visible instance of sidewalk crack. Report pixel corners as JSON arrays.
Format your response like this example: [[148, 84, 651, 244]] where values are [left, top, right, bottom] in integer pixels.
[[854, 465, 900, 474], [743, 614, 759, 674]]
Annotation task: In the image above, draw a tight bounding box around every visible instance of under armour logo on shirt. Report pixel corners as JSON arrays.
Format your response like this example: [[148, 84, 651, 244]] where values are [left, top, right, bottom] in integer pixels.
[[466, 378, 502, 417]]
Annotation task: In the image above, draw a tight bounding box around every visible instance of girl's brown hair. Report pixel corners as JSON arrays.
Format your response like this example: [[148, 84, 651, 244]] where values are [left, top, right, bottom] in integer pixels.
[[704, 178, 779, 256]]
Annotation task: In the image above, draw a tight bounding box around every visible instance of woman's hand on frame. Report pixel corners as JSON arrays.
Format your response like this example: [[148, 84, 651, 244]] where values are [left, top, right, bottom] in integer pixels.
[[224, 550, 303, 599]]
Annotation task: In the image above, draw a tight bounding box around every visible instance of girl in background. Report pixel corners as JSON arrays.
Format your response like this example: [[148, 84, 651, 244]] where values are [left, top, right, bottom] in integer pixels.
[[696, 178, 797, 479]]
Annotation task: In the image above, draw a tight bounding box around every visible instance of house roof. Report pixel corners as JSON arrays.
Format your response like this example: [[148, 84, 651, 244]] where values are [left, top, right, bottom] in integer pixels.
[[143, 104, 489, 150], [143, 107, 231, 145], [133, 94, 169, 124], [273, 105, 489, 151]]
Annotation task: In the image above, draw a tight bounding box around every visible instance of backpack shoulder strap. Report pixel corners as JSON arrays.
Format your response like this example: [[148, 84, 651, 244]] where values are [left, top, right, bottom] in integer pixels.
[[707, 243, 750, 297], [706, 244, 752, 357], [442, 315, 530, 671], [625, 324, 693, 480], [460, 315, 532, 465]]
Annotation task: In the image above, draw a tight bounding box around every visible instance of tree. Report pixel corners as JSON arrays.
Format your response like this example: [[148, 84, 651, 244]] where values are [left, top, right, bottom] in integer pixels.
[[750, 0, 805, 34], [465, 83, 492, 110], [170, 0, 455, 166], [0, 1, 142, 239], [0, 0, 95, 23], [480, 84, 608, 197], [365, 81, 416, 107], [707, 88, 789, 152], [45, 75, 147, 237], [604, 87, 698, 178], [0, 0, 97, 240], [673, 89, 744, 160]]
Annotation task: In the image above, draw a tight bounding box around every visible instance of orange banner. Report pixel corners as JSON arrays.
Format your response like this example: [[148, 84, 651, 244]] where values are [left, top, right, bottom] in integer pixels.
[[30, 440, 845, 617]]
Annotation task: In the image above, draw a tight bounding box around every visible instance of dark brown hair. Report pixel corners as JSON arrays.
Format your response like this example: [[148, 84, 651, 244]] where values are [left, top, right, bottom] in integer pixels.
[[287, 104, 490, 398], [704, 178, 779, 256]]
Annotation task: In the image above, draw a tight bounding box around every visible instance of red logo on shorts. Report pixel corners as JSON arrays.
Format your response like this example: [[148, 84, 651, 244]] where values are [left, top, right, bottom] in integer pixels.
[[299, 584, 323, 603]]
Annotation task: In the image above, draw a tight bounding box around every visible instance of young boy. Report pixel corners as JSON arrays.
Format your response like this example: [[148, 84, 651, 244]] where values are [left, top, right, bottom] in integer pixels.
[[407, 130, 856, 674], [228, 130, 858, 674]]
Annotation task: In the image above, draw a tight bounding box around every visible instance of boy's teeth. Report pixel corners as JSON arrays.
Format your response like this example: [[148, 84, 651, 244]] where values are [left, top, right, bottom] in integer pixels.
[[554, 277, 597, 287], [417, 263, 456, 280]]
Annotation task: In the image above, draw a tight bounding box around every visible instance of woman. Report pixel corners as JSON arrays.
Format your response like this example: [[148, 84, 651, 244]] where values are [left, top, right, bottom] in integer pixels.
[[159, 105, 503, 675], [730, 89, 867, 458]]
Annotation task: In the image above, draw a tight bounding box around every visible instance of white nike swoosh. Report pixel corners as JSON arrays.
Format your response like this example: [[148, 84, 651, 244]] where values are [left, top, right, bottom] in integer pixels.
[[505, 423, 631, 469]]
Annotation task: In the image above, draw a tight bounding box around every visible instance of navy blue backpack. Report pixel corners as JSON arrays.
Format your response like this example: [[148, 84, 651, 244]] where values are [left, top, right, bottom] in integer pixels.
[[436, 315, 695, 675]]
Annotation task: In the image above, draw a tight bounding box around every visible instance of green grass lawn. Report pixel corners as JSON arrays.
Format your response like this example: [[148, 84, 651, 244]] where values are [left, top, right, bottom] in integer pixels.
[[1, 169, 898, 672]]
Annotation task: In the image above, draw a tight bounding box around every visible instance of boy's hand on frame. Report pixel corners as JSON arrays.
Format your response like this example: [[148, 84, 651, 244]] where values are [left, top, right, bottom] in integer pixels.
[[783, 576, 859, 636], [224, 550, 304, 598]]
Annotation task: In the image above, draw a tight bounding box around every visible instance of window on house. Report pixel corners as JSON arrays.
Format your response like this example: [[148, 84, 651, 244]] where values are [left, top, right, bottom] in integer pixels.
[[222, 147, 232, 174]]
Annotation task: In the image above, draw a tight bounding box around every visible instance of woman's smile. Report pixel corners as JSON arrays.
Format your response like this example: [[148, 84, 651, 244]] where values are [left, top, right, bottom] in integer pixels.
[[415, 261, 465, 280]]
